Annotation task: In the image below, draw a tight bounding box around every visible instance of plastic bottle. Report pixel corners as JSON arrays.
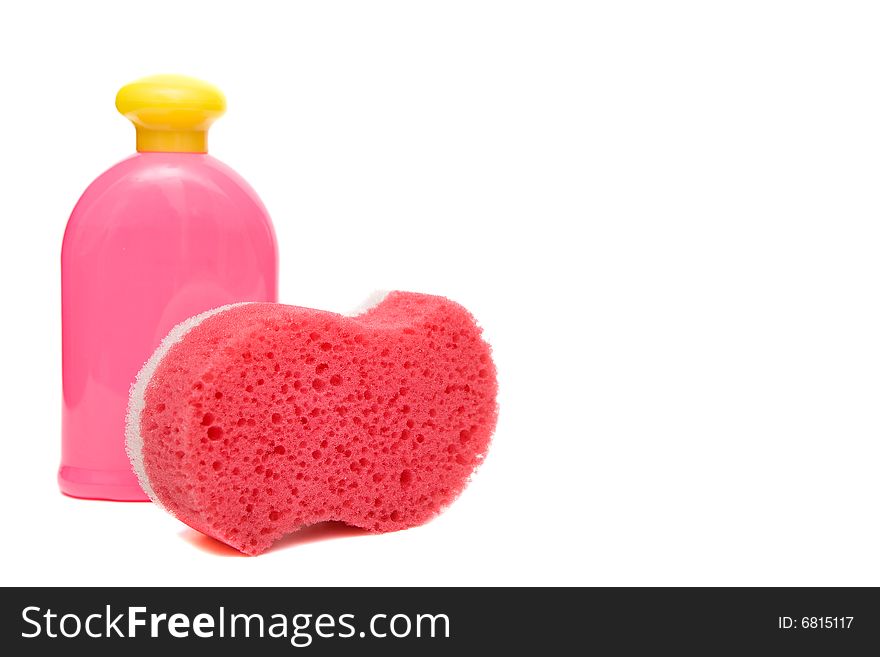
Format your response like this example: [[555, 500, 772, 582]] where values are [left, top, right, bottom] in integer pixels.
[[60, 75, 278, 500]]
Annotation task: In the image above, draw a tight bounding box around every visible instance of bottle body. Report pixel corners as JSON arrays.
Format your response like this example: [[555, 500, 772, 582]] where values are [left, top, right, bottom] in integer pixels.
[[60, 153, 278, 500]]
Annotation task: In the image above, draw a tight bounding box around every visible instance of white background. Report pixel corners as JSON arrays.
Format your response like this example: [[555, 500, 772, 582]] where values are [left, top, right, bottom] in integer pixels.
[[1, 1, 879, 586]]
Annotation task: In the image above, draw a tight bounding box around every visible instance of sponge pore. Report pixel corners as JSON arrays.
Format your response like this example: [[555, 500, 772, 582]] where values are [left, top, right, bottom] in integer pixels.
[[126, 292, 498, 555]]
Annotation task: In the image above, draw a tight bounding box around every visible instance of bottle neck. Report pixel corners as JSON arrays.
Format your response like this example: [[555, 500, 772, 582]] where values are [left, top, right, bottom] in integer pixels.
[[135, 129, 208, 154]]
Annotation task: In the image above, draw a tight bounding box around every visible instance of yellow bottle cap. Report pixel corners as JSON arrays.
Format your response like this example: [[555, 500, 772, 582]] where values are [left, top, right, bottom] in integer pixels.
[[116, 74, 226, 153]]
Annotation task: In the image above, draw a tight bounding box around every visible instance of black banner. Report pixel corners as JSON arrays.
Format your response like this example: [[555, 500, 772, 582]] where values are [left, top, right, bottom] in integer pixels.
[[1, 587, 877, 654]]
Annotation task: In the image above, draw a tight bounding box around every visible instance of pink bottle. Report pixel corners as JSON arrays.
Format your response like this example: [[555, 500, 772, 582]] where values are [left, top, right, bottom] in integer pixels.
[[60, 75, 278, 501]]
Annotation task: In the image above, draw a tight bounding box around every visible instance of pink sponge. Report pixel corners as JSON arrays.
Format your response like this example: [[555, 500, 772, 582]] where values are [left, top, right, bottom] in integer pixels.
[[126, 292, 497, 555]]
